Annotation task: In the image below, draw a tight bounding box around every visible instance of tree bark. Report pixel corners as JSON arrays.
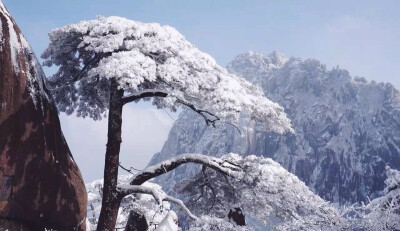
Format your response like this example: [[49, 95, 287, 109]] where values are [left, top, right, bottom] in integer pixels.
[[97, 79, 124, 231]]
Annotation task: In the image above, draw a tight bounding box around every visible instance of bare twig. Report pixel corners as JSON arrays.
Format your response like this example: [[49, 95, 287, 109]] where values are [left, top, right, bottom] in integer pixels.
[[177, 100, 220, 127]]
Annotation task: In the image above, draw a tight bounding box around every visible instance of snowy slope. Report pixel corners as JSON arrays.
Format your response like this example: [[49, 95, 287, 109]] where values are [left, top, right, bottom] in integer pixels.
[[149, 51, 400, 204]]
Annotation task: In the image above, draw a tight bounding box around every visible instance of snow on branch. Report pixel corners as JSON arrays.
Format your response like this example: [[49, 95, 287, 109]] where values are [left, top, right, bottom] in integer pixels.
[[117, 184, 197, 220], [121, 89, 168, 104], [42, 16, 293, 134], [128, 154, 243, 186], [113, 154, 244, 226]]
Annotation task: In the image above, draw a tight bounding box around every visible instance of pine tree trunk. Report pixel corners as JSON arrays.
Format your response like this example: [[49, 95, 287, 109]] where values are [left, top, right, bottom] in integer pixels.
[[97, 79, 124, 231]]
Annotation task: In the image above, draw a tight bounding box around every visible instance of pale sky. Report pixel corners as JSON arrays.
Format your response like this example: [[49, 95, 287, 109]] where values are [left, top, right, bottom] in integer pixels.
[[3, 0, 400, 181]]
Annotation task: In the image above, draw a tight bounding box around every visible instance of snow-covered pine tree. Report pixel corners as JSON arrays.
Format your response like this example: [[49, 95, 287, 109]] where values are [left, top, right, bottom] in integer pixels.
[[42, 16, 293, 230]]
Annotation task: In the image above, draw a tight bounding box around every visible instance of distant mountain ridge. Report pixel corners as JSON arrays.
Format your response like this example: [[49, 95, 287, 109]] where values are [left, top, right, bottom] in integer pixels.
[[149, 51, 400, 204]]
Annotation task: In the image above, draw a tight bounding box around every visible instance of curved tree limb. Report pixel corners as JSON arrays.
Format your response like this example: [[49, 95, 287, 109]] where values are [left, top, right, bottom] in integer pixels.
[[117, 184, 198, 220], [128, 154, 243, 186]]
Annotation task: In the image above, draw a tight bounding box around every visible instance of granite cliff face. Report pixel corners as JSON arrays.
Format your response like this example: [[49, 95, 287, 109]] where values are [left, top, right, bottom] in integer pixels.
[[150, 51, 400, 204], [0, 2, 87, 230]]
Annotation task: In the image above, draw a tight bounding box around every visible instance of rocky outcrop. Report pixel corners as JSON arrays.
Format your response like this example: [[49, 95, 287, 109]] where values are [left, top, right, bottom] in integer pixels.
[[150, 51, 400, 204], [0, 2, 87, 230]]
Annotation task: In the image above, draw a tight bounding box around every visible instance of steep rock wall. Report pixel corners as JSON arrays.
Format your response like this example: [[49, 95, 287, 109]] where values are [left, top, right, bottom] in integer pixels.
[[0, 2, 87, 230]]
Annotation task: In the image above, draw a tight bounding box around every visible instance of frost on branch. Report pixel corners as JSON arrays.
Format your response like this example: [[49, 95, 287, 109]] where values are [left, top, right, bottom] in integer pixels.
[[41, 16, 293, 133]]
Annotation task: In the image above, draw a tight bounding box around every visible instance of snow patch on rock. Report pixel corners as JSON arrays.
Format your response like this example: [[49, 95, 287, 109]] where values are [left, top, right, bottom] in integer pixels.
[[0, 1, 49, 105]]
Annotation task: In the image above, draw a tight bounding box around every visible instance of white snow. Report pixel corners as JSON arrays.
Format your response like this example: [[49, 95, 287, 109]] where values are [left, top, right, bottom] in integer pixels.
[[0, 2, 20, 73], [85, 154, 400, 230], [86, 175, 172, 231], [154, 211, 179, 231], [0, 17, 3, 51]]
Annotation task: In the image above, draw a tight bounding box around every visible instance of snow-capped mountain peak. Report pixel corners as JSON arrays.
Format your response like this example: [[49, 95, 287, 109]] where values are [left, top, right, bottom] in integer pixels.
[[266, 50, 288, 68], [226, 50, 288, 84]]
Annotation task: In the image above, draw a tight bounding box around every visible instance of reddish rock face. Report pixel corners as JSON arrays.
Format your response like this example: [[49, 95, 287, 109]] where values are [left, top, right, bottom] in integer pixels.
[[0, 2, 87, 230]]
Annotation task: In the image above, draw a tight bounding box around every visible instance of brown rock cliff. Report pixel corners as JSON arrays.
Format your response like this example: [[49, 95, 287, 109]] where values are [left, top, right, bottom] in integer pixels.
[[0, 2, 87, 230]]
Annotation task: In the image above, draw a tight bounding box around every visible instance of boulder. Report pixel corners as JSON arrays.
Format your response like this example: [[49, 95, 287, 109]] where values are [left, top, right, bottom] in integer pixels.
[[228, 207, 246, 226], [124, 211, 149, 231], [0, 2, 87, 230]]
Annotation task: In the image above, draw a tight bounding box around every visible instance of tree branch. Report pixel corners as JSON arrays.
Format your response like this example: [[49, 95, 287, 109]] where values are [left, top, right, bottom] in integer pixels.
[[177, 100, 220, 127], [121, 89, 168, 105], [118, 162, 143, 174], [118, 79, 225, 129], [117, 185, 198, 219], [122, 91, 222, 129], [128, 154, 243, 186], [164, 195, 197, 219]]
